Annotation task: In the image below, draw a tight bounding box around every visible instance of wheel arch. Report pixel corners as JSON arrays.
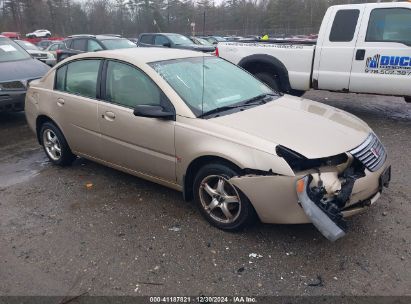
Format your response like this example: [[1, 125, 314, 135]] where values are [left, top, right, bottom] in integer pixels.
[[35, 115, 61, 145], [183, 155, 242, 202], [238, 54, 292, 93]]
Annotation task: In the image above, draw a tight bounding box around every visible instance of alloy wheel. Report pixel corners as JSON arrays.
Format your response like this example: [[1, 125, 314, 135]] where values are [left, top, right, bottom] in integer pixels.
[[43, 129, 62, 161], [199, 175, 241, 224]]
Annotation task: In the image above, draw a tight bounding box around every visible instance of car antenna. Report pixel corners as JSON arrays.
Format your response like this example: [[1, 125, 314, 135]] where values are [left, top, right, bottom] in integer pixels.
[[201, 54, 205, 117]]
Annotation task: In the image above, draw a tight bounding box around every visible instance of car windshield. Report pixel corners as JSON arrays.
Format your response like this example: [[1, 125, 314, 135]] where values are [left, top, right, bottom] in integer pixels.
[[0, 38, 31, 62], [167, 34, 194, 46], [150, 56, 274, 117], [100, 39, 137, 50], [16, 40, 39, 51]]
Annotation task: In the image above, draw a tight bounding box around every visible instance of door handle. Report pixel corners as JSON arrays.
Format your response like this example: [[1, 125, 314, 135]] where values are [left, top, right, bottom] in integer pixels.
[[103, 111, 116, 120], [57, 98, 65, 106], [356, 49, 366, 61]]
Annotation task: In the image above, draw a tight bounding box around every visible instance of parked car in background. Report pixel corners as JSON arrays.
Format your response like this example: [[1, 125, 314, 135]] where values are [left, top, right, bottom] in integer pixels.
[[36, 40, 54, 50], [223, 36, 243, 41], [25, 48, 390, 241], [0, 36, 49, 112], [45, 42, 66, 59], [218, 2, 411, 102], [26, 29, 51, 38], [1, 32, 21, 40], [138, 33, 215, 53], [15, 40, 56, 66], [189, 36, 214, 47], [202, 36, 227, 45], [57, 34, 136, 62], [128, 38, 138, 45]]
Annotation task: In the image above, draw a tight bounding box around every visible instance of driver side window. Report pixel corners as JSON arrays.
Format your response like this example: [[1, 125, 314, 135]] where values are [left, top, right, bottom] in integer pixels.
[[154, 35, 170, 46], [105, 61, 162, 109], [88, 39, 103, 52]]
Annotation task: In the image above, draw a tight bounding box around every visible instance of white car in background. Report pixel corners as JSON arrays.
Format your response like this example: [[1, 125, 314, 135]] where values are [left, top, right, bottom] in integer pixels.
[[14, 40, 56, 66], [26, 29, 51, 38]]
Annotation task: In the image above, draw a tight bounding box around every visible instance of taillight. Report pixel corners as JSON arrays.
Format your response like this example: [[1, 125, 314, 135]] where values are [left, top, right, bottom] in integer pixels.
[[215, 47, 219, 57]]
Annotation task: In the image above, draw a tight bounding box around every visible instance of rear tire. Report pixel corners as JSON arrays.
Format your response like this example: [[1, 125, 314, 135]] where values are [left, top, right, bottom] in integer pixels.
[[193, 162, 257, 231], [405, 97, 411, 103], [40, 122, 76, 166], [254, 72, 281, 93]]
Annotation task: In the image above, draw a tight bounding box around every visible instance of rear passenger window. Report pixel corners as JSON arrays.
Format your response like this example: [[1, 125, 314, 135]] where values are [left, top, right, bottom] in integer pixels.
[[329, 9, 360, 42], [71, 39, 87, 51], [55, 65, 67, 91], [56, 60, 101, 98], [366, 8, 411, 46]]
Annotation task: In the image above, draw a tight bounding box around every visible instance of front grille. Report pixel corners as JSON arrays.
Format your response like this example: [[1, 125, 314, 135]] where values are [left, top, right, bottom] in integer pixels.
[[0, 81, 25, 90], [349, 133, 386, 172]]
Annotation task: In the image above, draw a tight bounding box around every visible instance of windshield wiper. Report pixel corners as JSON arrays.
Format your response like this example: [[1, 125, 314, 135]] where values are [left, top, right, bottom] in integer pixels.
[[243, 93, 277, 105], [200, 93, 277, 118], [199, 105, 240, 118]]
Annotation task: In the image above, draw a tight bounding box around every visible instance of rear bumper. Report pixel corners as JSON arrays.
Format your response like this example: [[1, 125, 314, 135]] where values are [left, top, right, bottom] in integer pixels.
[[0, 90, 26, 112]]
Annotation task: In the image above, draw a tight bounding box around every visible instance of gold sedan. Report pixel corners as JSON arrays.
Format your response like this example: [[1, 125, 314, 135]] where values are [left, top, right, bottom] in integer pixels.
[[25, 48, 391, 241]]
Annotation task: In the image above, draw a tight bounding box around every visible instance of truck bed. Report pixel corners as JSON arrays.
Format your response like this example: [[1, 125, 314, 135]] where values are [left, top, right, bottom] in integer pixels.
[[218, 41, 316, 91]]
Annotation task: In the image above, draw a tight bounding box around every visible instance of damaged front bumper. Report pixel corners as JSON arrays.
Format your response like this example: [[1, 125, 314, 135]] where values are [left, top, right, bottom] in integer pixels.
[[230, 163, 391, 241], [296, 175, 346, 242]]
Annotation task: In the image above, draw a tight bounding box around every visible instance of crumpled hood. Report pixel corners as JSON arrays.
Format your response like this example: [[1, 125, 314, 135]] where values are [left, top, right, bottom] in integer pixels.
[[212, 95, 371, 159], [0, 58, 50, 83]]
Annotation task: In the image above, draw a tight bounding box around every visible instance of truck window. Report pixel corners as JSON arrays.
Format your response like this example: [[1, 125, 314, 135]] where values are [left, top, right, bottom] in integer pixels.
[[366, 8, 411, 46], [139, 35, 153, 45], [154, 35, 169, 46], [329, 9, 360, 42]]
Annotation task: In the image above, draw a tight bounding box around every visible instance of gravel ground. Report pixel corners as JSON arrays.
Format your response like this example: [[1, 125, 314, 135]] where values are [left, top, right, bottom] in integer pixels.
[[0, 91, 410, 297]]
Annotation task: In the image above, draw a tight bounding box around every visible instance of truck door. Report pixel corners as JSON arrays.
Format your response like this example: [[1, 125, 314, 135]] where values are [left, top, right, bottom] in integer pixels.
[[349, 3, 411, 96], [314, 7, 365, 91]]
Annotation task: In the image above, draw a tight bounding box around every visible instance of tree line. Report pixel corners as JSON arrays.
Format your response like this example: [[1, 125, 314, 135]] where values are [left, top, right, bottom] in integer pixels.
[[0, 0, 392, 38]]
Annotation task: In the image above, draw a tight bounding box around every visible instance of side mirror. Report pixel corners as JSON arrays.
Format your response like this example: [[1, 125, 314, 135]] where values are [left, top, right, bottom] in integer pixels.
[[163, 42, 171, 48], [133, 105, 175, 120]]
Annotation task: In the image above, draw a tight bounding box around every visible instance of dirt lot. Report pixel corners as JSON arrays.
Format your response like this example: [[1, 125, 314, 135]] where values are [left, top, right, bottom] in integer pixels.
[[0, 91, 410, 297]]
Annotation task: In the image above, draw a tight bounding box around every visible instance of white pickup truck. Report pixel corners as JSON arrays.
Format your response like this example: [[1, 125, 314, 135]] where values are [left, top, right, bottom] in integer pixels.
[[218, 2, 411, 102]]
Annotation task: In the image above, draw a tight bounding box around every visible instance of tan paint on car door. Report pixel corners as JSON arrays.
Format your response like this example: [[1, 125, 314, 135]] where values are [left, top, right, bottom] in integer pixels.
[[97, 60, 176, 182]]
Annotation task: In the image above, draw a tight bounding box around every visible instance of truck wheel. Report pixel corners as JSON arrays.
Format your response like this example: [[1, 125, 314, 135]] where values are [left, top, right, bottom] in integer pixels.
[[405, 97, 411, 103], [290, 90, 306, 97], [193, 163, 257, 231], [254, 72, 281, 93]]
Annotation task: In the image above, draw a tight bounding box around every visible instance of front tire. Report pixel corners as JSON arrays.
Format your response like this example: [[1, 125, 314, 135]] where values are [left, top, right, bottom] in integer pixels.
[[193, 163, 257, 231], [405, 97, 411, 103], [40, 122, 76, 166]]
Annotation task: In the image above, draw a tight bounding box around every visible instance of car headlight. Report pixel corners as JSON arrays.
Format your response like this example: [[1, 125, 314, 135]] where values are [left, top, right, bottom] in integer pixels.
[[276, 145, 348, 171], [0, 81, 26, 91], [47, 52, 54, 59]]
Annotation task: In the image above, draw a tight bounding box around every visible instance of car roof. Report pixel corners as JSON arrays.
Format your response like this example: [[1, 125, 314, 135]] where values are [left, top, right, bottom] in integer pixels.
[[65, 48, 207, 65]]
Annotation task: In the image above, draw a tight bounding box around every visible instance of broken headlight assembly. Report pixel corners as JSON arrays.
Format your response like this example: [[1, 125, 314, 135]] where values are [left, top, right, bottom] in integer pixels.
[[275, 145, 348, 172]]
